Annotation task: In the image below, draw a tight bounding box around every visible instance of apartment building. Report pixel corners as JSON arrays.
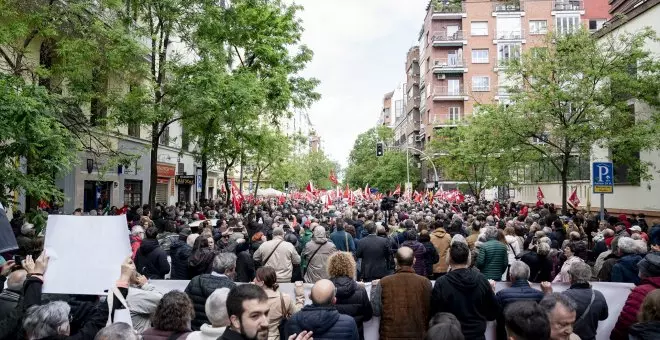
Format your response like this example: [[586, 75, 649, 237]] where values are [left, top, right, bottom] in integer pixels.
[[416, 0, 606, 187]]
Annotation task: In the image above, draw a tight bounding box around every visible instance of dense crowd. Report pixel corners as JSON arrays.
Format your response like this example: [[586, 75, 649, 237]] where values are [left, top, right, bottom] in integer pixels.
[[2, 196, 660, 340]]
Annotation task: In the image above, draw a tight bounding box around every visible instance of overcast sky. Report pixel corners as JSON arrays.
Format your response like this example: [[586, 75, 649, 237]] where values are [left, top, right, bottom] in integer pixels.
[[295, 0, 428, 169]]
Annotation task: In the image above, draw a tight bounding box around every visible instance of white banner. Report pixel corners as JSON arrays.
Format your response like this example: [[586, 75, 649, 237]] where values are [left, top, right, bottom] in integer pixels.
[[149, 280, 634, 340]]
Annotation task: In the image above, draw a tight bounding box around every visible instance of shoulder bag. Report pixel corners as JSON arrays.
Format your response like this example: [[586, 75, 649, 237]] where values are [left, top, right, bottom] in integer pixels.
[[574, 289, 596, 328], [303, 243, 325, 277], [278, 292, 291, 340], [262, 241, 284, 267]]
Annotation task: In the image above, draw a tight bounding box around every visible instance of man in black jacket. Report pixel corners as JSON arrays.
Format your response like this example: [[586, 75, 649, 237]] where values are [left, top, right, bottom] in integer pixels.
[[169, 228, 192, 280], [134, 226, 170, 279], [356, 222, 390, 281], [431, 242, 500, 340], [0, 269, 26, 320], [185, 252, 238, 330]]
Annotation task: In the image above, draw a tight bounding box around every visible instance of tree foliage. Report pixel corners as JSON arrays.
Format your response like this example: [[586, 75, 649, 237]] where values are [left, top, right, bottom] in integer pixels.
[[268, 150, 339, 191], [345, 126, 419, 191], [477, 28, 660, 212]]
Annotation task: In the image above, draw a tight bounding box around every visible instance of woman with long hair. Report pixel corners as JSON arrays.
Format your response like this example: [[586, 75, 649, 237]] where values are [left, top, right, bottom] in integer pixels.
[[327, 252, 373, 340], [142, 291, 195, 339], [188, 236, 216, 278], [253, 267, 304, 340]]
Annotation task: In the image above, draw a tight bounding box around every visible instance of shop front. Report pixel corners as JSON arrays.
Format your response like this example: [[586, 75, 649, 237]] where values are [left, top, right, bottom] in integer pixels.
[[156, 163, 175, 205], [175, 175, 195, 204]]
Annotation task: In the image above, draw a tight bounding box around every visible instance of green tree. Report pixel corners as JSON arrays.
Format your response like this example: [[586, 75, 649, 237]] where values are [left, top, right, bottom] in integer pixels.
[[479, 28, 659, 213], [345, 126, 419, 191], [0, 0, 147, 207], [246, 127, 291, 196], [268, 149, 339, 191]]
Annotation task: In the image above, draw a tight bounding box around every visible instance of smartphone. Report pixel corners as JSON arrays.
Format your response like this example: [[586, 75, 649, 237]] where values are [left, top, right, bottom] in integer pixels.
[[12, 255, 23, 265]]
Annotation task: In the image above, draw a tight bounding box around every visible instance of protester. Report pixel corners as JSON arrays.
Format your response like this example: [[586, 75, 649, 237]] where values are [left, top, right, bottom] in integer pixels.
[[519, 241, 553, 282], [417, 230, 439, 279], [431, 241, 499, 340], [186, 288, 230, 340], [329, 219, 356, 253], [629, 289, 660, 339], [285, 279, 359, 340], [253, 227, 301, 283], [355, 222, 390, 281], [185, 253, 238, 330], [476, 227, 509, 281], [188, 235, 217, 278], [610, 237, 643, 284], [169, 228, 193, 280], [504, 226, 523, 279], [0, 268, 26, 319], [142, 291, 195, 339], [94, 323, 140, 340], [611, 252, 660, 340], [540, 293, 581, 340], [553, 242, 585, 283], [135, 226, 170, 279], [302, 225, 337, 283], [401, 229, 427, 276], [425, 313, 464, 340], [126, 272, 164, 333], [252, 267, 304, 340], [327, 252, 373, 340], [429, 220, 452, 280], [504, 301, 551, 340], [130, 226, 145, 260]]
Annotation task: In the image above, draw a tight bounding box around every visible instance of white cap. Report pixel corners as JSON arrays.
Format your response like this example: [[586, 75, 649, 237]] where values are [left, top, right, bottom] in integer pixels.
[[630, 226, 642, 232]]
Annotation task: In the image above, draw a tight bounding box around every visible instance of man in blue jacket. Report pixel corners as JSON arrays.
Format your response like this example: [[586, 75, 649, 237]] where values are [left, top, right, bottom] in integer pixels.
[[495, 260, 544, 339], [286, 279, 359, 340], [329, 219, 355, 253]]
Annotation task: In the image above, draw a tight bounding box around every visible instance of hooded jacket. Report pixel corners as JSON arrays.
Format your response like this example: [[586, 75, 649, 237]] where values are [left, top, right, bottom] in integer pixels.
[[285, 305, 359, 340], [184, 274, 237, 330], [611, 276, 660, 340], [431, 267, 499, 340], [135, 239, 170, 279], [611, 253, 642, 284], [629, 320, 660, 340], [331, 276, 373, 340], [401, 240, 427, 276], [169, 239, 192, 280], [303, 232, 337, 283], [430, 228, 451, 274]]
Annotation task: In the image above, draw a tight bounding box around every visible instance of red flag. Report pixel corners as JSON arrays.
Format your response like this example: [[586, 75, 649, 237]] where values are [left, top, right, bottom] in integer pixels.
[[306, 181, 314, 193], [329, 170, 338, 185], [520, 205, 529, 217], [343, 184, 350, 199], [278, 195, 286, 205], [537, 186, 545, 201], [493, 201, 501, 217], [231, 180, 243, 213], [568, 188, 580, 209], [393, 184, 401, 196], [364, 184, 371, 199]]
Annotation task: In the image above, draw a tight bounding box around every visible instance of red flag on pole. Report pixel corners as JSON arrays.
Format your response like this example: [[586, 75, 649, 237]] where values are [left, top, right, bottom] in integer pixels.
[[537, 186, 545, 201], [306, 181, 314, 193], [392, 184, 401, 196], [329, 170, 338, 185], [231, 180, 243, 213], [343, 184, 350, 199], [364, 184, 371, 199], [568, 187, 580, 209], [493, 201, 501, 217]]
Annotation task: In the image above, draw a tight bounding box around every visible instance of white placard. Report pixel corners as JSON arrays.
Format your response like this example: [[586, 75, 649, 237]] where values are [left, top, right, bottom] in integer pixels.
[[43, 215, 131, 295]]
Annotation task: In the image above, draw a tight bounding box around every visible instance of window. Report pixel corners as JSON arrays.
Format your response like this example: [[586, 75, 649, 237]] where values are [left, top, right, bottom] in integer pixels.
[[449, 107, 461, 123], [395, 99, 403, 117], [128, 123, 140, 138], [589, 19, 606, 32], [471, 49, 489, 63], [123, 180, 143, 207], [472, 76, 490, 91], [159, 126, 170, 146], [555, 15, 581, 35], [498, 43, 521, 64], [529, 20, 548, 34], [471, 21, 488, 36]]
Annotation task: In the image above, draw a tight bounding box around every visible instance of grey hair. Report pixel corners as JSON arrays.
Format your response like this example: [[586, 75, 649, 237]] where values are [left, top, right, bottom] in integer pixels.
[[451, 234, 467, 246], [540, 293, 577, 314], [509, 261, 530, 281], [186, 233, 200, 247], [7, 269, 27, 291], [537, 242, 551, 256], [617, 237, 637, 254], [633, 239, 648, 254], [131, 225, 145, 236], [205, 288, 230, 327], [542, 227, 553, 235], [212, 253, 237, 274], [94, 322, 139, 340], [484, 227, 500, 241], [24, 301, 71, 339], [538, 236, 551, 245], [272, 227, 284, 237], [567, 261, 592, 284], [89, 210, 98, 216], [21, 223, 35, 235]]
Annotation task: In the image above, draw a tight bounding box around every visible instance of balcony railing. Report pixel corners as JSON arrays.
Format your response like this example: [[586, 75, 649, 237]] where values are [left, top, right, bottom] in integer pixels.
[[432, 30, 465, 41], [433, 58, 466, 68], [433, 2, 465, 13], [494, 30, 525, 40], [493, 1, 523, 12], [433, 85, 467, 98], [552, 0, 584, 11], [430, 114, 463, 126]]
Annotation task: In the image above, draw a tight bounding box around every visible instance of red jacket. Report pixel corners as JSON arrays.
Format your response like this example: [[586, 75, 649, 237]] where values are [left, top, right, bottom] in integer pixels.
[[611, 276, 660, 340], [130, 235, 143, 260]]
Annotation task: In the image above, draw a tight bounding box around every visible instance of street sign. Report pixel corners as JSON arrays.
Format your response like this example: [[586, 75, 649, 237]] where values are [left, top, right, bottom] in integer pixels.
[[592, 162, 614, 194], [195, 167, 203, 193]]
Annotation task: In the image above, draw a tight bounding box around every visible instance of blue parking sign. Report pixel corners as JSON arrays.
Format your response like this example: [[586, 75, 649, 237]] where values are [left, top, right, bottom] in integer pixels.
[[592, 162, 613, 194]]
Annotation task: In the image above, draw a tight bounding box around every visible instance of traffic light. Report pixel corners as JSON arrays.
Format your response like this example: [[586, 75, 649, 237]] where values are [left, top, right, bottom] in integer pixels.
[[376, 142, 384, 157], [434, 181, 439, 190]]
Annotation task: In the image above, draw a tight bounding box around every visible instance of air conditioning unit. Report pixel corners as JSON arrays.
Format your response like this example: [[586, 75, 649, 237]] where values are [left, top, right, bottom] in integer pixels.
[[436, 74, 446, 80], [414, 135, 424, 142]]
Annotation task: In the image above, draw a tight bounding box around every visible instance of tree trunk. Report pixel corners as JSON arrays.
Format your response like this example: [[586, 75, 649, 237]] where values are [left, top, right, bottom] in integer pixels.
[[223, 165, 231, 206], [201, 151, 208, 201], [148, 122, 159, 207], [254, 169, 262, 197]]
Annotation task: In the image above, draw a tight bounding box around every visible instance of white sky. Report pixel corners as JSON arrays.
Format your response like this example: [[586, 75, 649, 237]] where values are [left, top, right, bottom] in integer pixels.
[[295, 0, 428, 168]]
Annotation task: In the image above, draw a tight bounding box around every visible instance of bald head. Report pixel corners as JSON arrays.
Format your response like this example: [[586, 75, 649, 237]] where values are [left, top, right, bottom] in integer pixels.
[[310, 279, 336, 306], [7, 269, 27, 291], [396, 247, 415, 267]]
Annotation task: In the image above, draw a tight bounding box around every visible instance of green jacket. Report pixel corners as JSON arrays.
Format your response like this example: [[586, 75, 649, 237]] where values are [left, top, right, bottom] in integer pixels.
[[299, 229, 313, 267], [476, 240, 509, 281]]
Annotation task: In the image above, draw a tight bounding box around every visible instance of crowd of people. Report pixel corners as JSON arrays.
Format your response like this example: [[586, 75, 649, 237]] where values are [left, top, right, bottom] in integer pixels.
[[2, 196, 660, 340]]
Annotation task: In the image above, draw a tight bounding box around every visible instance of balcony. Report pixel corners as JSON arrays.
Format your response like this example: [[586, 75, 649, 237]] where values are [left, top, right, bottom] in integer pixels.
[[432, 31, 467, 47], [493, 30, 526, 43], [493, 1, 523, 13], [552, 0, 584, 11], [432, 86, 469, 101], [432, 58, 468, 73], [432, 2, 466, 20], [430, 114, 462, 127]]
